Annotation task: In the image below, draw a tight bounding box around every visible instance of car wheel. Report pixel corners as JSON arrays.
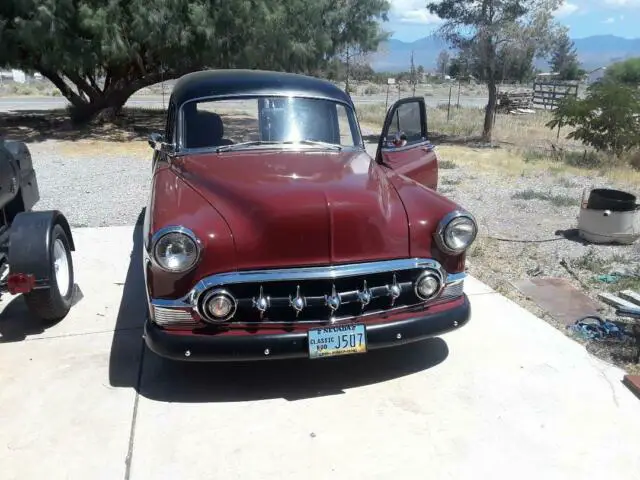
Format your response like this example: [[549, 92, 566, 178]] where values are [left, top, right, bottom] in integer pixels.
[[23, 223, 75, 322]]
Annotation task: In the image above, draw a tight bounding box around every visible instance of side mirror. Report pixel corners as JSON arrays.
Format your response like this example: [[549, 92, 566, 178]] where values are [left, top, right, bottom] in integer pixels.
[[148, 132, 164, 149], [148, 133, 176, 155]]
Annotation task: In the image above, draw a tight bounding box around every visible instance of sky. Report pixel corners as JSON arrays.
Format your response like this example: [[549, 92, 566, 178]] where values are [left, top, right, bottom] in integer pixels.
[[386, 0, 639, 42]]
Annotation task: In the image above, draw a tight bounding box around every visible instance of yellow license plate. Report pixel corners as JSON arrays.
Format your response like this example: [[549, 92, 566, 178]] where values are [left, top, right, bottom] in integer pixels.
[[308, 324, 367, 359]]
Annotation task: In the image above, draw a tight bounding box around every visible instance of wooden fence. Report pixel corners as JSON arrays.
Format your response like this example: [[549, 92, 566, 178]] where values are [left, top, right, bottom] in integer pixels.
[[532, 80, 579, 109]]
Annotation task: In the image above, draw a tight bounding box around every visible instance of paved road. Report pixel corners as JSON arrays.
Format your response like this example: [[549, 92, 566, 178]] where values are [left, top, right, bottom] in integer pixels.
[[0, 94, 488, 113], [1, 225, 639, 479]]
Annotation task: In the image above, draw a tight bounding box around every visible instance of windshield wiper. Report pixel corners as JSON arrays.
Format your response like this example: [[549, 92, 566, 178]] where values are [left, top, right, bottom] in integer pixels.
[[215, 141, 281, 152], [215, 139, 343, 153], [290, 140, 342, 150]]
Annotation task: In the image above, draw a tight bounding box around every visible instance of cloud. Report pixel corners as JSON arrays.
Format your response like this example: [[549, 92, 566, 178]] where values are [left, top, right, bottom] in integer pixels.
[[603, 17, 615, 22], [553, 1, 579, 17], [389, 0, 443, 25]]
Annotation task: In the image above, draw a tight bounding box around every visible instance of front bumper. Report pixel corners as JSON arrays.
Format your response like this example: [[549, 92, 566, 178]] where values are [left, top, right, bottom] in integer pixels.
[[143, 294, 471, 362]]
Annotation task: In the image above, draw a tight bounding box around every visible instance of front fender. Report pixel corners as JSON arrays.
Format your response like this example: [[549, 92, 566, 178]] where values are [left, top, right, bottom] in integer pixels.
[[385, 170, 468, 273], [146, 167, 236, 299]]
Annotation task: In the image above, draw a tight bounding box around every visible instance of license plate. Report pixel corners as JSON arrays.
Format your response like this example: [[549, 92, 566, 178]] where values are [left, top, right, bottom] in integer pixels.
[[308, 324, 367, 359]]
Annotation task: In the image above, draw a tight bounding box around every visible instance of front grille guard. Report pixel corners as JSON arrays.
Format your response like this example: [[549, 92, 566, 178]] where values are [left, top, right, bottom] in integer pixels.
[[149, 258, 466, 327]]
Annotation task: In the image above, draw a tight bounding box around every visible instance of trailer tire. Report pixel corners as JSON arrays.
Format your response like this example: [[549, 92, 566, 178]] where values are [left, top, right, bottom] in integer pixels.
[[23, 223, 75, 322]]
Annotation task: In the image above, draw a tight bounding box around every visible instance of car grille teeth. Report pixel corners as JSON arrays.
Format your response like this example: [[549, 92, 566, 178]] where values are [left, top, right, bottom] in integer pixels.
[[325, 284, 341, 314], [252, 285, 270, 319], [289, 285, 306, 317], [196, 267, 454, 324], [357, 280, 371, 310], [387, 274, 402, 306]]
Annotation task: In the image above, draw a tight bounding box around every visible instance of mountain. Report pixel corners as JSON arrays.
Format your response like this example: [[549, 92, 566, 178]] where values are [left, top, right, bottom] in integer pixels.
[[369, 35, 640, 73]]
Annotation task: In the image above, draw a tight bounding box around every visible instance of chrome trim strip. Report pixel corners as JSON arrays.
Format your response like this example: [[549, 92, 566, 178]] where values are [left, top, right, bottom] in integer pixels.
[[148, 225, 203, 273], [380, 139, 431, 153], [194, 258, 443, 289], [433, 210, 478, 255]]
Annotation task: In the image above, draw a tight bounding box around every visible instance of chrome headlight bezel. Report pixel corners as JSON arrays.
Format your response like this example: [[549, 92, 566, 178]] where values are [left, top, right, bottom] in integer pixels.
[[434, 210, 478, 254], [150, 226, 202, 273]]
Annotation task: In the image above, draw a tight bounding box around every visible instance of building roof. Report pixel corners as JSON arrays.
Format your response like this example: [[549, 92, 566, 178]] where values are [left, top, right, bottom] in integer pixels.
[[170, 69, 352, 107]]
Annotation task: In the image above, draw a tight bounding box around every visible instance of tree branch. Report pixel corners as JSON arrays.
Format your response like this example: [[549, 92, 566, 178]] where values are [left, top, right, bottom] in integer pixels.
[[64, 71, 102, 102], [37, 68, 86, 107]]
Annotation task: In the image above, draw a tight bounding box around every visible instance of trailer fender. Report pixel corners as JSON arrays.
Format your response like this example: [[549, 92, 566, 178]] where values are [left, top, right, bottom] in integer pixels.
[[8, 210, 75, 285]]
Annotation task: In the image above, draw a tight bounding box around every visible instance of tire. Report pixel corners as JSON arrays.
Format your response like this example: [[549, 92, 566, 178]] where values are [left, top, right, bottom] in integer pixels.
[[23, 223, 75, 322]]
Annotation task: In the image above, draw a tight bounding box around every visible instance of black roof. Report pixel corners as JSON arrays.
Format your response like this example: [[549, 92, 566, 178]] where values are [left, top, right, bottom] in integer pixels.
[[170, 69, 352, 107]]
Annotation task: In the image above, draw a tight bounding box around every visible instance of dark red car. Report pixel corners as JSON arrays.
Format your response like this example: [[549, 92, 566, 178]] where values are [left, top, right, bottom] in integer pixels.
[[143, 69, 476, 361]]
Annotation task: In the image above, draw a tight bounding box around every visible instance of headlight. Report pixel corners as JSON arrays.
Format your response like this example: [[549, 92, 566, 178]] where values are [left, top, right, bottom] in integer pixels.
[[152, 227, 201, 272], [436, 211, 477, 254]]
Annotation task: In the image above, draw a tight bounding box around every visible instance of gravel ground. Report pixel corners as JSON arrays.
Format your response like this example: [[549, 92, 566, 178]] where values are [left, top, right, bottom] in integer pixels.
[[29, 140, 150, 227], [436, 151, 640, 371], [438, 163, 640, 280]]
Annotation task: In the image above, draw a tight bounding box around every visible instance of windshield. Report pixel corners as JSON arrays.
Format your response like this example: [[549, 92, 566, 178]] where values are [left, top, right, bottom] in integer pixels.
[[180, 96, 362, 151]]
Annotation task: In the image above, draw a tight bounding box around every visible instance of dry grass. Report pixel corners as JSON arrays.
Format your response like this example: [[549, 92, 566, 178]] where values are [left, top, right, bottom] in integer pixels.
[[434, 145, 640, 188], [357, 103, 578, 147]]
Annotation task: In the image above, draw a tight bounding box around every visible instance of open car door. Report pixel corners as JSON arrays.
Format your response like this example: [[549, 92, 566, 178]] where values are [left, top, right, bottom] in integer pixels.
[[375, 97, 438, 190]]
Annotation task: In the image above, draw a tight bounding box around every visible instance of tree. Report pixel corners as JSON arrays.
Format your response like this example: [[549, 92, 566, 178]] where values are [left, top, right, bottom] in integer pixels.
[[427, 0, 564, 142], [604, 57, 640, 86], [550, 29, 582, 80], [0, 0, 391, 122], [436, 50, 450, 77], [409, 50, 418, 94], [546, 79, 640, 157]]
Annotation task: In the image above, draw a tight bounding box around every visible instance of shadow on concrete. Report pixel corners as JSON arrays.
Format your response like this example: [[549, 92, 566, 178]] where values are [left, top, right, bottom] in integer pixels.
[[0, 284, 83, 343], [108, 208, 450, 402], [108, 208, 148, 388], [139, 338, 449, 403]]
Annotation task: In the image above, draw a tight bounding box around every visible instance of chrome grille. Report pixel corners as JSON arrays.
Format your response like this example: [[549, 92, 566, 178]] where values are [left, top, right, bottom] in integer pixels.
[[195, 266, 443, 324], [152, 305, 198, 327], [149, 258, 466, 327], [440, 280, 464, 301]]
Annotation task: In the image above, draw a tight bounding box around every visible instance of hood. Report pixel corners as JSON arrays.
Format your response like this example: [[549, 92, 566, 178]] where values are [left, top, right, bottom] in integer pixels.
[[178, 149, 409, 270]]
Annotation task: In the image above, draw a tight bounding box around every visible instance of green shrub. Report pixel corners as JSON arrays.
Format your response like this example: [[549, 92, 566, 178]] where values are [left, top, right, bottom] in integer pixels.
[[546, 80, 640, 158]]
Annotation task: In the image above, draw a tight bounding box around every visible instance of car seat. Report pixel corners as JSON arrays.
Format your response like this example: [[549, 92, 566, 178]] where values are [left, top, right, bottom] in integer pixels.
[[184, 103, 234, 148]]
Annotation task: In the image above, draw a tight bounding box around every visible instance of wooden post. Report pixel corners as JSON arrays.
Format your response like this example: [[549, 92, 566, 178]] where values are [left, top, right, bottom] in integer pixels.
[[385, 84, 390, 112], [456, 80, 461, 109], [447, 85, 452, 122]]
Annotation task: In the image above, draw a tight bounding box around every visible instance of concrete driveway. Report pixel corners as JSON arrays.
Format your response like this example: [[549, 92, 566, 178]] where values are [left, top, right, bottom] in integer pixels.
[[1, 225, 639, 480]]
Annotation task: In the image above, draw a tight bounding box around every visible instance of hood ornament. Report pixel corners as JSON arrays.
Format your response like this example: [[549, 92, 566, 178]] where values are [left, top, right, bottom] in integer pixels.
[[387, 274, 402, 306], [357, 280, 372, 310], [252, 286, 270, 319], [289, 285, 306, 317], [325, 284, 341, 315]]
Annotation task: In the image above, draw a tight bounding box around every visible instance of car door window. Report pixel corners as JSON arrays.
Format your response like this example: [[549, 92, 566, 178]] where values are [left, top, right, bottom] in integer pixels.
[[388, 101, 424, 144]]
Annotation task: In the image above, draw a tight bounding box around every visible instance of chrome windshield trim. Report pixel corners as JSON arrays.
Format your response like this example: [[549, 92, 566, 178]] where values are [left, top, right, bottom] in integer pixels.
[[148, 259, 466, 313]]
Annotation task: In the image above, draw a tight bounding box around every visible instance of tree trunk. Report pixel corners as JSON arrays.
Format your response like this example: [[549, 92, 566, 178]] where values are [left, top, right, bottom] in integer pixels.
[[482, 80, 498, 143], [68, 90, 132, 124]]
